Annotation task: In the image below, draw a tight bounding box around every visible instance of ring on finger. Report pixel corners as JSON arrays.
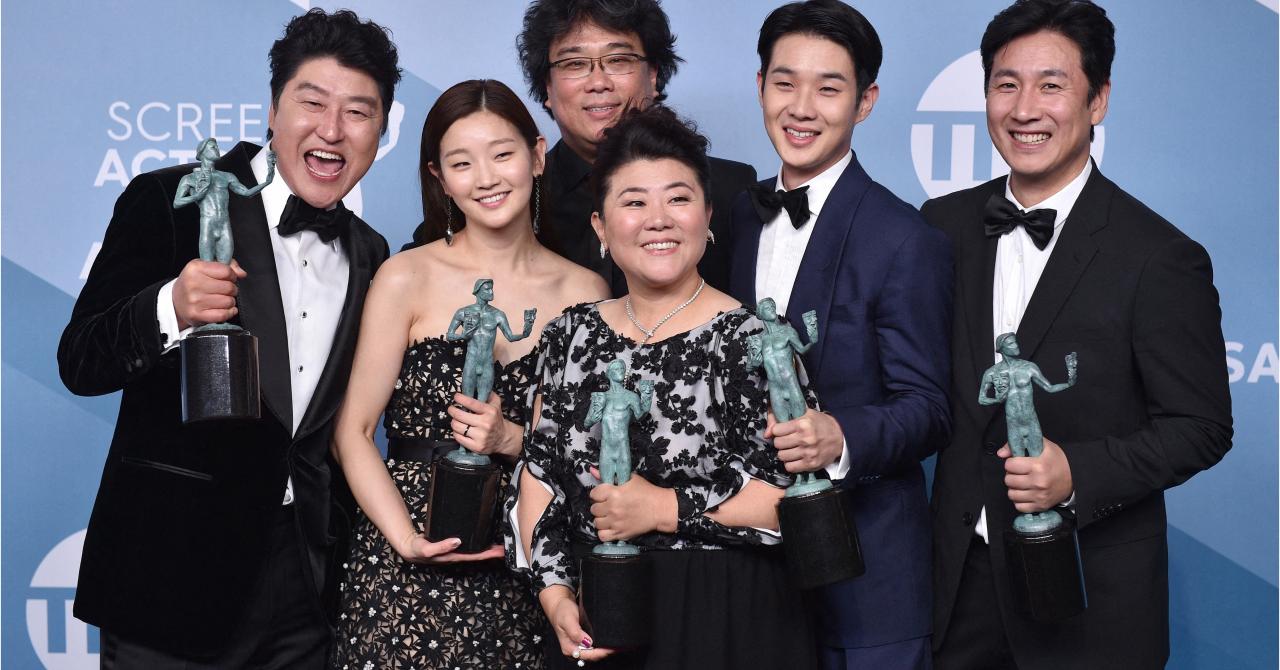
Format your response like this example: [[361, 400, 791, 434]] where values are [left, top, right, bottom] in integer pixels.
[[463, 425, 471, 437]]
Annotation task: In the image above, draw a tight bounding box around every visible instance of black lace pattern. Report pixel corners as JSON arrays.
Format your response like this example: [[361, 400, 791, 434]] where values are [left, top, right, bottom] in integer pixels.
[[504, 303, 814, 593], [333, 337, 545, 670]]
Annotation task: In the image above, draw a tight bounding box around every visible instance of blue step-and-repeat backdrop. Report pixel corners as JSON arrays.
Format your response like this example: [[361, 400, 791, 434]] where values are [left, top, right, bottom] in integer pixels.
[[3, 1, 1276, 667]]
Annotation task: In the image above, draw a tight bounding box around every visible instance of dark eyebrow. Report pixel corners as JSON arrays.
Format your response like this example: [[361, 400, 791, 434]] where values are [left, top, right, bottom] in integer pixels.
[[991, 67, 1069, 80], [295, 81, 378, 109], [442, 138, 517, 159], [553, 40, 636, 59], [665, 181, 694, 191], [294, 81, 329, 96], [617, 186, 648, 198], [345, 94, 379, 108], [766, 66, 847, 83]]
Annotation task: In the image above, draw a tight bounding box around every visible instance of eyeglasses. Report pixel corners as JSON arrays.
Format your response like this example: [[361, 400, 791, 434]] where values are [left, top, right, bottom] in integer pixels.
[[549, 53, 646, 80]]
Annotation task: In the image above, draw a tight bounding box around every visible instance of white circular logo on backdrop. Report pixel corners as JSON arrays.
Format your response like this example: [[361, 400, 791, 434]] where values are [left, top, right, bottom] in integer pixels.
[[27, 530, 97, 669], [911, 50, 1105, 199]]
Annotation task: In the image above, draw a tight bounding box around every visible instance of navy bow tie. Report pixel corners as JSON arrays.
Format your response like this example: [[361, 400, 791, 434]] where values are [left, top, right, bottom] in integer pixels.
[[278, 195, 351, 243], [983, 193, 1056, 250], [749, 184, 811, 229]]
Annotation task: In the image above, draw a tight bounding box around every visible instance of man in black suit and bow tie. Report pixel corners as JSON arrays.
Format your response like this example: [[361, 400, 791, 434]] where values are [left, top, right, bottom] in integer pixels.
[[923, 2, 1232, 668], [58, 9, 399, 668]]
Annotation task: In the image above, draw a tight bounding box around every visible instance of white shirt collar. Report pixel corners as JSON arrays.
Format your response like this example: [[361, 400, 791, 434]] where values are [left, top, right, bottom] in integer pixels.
[[250, 141, 295, 230], [772, 150, 853, 221], [1004, 159, 1092, 229]]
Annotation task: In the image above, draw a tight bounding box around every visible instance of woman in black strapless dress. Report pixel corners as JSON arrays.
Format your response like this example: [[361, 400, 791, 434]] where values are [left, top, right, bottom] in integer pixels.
[[330, 79, 607, 670]]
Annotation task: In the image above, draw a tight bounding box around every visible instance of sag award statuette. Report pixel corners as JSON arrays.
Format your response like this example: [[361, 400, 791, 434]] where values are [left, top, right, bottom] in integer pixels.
[[425, 279, 536, 553], [173, 138, 275, 423], [579, 360, 654, 649], [981, 333, 1086, 622], [750, 298, 864, 589]]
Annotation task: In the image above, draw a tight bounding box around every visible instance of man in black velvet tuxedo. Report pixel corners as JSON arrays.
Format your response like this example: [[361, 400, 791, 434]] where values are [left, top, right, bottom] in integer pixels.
[[58, 9, 399, 667], [923, 2, 1232, 668], [512, 0, 757, 295]]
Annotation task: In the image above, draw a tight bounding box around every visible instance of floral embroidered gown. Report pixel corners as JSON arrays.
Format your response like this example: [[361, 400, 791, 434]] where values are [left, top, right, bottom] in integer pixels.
[[332, 337, 545, 670], [505, 303, 817, 669]]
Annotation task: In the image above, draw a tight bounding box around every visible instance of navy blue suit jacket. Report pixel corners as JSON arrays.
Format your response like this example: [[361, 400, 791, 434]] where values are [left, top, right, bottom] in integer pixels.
[[729, 155, 953, 648]]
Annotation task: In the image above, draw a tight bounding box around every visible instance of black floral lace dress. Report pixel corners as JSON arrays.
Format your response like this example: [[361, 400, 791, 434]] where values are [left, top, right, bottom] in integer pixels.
[[504, 303, 818, 669], [332, 337, 546, 670]]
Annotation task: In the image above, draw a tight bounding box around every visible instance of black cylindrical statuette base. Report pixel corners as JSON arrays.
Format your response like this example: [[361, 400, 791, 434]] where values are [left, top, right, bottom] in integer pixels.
[[579, 553, 651, 649], [778, 487, 865, 589], [181, 328, 260, 423], [425, 455, 501, 554], [1004, 518, 1087, 622]]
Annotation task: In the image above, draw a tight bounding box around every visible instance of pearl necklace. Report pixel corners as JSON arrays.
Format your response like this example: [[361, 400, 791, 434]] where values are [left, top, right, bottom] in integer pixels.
[[625, 278, 707, 344]]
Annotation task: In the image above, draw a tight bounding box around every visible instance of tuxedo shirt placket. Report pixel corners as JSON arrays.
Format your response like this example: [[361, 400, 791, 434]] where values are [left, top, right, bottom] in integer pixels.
[[252, 145, 349, 504], [975, 159, 1091, 542], [754, 151, 855, 481], [754, 151, 851, 315], [154, 145, 349, 505]]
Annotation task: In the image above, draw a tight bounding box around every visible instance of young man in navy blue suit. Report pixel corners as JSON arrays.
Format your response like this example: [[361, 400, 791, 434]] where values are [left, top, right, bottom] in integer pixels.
[[728, 2, 953, 667]]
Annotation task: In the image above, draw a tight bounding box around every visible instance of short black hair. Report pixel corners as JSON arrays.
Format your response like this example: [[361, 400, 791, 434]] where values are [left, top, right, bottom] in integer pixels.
[[981, 0, 1114, 103], [757, 0, 882, 100], [517, 0, 683, 115], [590, 105, 710, 217], [269, 8, 402, 136]]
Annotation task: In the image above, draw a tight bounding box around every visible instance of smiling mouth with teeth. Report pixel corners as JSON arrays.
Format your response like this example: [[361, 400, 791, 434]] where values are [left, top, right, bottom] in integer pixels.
[[643, 241, 678, 251], [786, 128, 817, 138], [305, 149, 346, 177], [478, 193, 509, 205], [1012, 132, 1050, 145]]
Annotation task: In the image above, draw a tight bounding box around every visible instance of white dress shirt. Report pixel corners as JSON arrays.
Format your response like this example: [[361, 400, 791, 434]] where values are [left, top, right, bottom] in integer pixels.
[[754, 151, 854, 481], [157, 143, 350, 503], [975, 159, 1091, 542]]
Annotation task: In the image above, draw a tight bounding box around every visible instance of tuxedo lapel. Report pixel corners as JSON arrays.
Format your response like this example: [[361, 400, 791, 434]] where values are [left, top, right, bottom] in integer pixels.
[[729, 176, 773, 306], [294, 221, 372, 440], [1013, 167, 1107, 362], [785, 156, 870, 372], [962, 180, 1003, 391], [220, 143, 292, 430]]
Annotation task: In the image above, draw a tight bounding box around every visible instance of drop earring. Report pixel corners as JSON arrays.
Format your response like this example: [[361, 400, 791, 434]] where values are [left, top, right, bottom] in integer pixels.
[[445, 199, 455, 245], [599, 242, 608, 259], [707, 229, 716, 245], [533, 176, 541, 236]]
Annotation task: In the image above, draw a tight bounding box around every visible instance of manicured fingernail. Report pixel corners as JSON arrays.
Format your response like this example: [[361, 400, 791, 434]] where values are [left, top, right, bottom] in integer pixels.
[[582, 635, 593, 648]]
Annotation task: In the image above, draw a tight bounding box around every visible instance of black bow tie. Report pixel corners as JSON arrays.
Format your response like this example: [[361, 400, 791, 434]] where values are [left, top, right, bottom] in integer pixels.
[[749, 184, 811, 229], [983, 193, 1057, 250], [278, 195, 351, 243]]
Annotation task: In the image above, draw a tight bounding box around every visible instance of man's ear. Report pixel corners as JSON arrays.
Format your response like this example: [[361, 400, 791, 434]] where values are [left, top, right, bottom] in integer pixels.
[[854, 82, 880, 125]]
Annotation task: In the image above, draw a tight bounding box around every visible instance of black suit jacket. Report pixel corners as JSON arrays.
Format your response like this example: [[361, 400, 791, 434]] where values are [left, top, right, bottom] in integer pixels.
[[923, 166, 1232, 669], [58, 142, 388, 656], [542, 139, 756, 296], [729, 155, 953, 648]]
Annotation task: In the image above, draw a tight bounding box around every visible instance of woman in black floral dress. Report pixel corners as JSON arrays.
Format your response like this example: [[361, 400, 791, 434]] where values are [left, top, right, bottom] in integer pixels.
[[330, 80, 607, 669], [507, 106, 818, 669]]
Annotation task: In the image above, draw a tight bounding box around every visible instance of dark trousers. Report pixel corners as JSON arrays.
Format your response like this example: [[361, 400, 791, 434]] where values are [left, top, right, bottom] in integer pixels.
[[100, 506, 329, 669], [933, 537, 1018, 670], [818, 636, 932, 670]]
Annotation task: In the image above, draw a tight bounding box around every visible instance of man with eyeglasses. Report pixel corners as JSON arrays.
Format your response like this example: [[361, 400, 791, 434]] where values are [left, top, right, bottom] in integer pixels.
[[517, 0, 756, 296]]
